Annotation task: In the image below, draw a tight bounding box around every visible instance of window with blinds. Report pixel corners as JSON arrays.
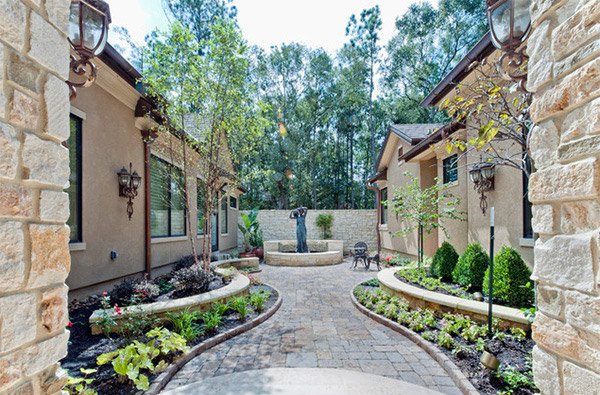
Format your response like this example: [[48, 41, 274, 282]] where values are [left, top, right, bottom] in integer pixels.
[[221, 194, 228, 234], [66, 115, 82, 242], [197, 179, 205, 235], [150, 156, 186, 237]]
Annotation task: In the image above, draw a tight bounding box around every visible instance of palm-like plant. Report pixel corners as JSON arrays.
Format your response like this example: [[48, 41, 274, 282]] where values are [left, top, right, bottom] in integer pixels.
[[238, 209, 260, 252]]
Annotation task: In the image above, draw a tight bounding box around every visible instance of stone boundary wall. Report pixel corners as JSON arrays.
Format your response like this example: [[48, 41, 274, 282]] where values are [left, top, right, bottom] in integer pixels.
[[0, 0, 71, 393], [238, 210, 377, 254], [527, 0, 600, 392]]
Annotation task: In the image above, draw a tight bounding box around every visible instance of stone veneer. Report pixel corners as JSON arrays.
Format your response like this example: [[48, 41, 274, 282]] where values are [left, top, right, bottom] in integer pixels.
[[527, 0, 600, 392], [0, 0, 71, 393], [239, 210, 377, 254]]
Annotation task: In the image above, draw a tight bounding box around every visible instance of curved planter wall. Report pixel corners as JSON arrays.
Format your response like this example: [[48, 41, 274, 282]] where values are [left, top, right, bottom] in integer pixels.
[[378, 268, 531, 331], [89, 258, 258, 335], [264, 240, 343, 266]]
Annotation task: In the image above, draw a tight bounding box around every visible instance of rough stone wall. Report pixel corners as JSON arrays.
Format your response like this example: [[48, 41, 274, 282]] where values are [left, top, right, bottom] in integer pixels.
[[238, 210, 377, 254], [0, 0, 71, 393], [527, 0, 600, 391]]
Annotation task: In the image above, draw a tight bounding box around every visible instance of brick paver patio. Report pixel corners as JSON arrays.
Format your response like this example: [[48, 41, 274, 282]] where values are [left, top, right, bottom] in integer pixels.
[[163, 259, 461, 394]]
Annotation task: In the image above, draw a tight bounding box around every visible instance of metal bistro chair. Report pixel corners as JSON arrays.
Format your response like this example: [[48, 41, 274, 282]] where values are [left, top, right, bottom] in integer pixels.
[[352, 242, 369, 270]]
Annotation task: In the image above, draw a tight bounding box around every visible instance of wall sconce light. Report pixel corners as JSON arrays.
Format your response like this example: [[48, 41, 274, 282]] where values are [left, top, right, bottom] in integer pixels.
[[486, 0, 531, 91], [67, 0, 111, 100], [469, 162, 496, 215], [117, 163, 141, 220]]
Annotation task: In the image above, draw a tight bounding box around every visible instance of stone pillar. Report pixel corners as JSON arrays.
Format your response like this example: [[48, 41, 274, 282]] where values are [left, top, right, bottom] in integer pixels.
[[0, 0, 71, 393], [527, 0, 600, 392]]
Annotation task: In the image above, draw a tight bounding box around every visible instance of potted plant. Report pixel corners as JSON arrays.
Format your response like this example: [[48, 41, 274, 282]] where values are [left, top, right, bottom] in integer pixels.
[[250, 228, 264, 259], [239, 209, 260, 258]]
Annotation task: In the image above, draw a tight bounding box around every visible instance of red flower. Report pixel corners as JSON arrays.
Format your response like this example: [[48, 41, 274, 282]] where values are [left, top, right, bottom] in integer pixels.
[[385, 256, 392, 262], [67, 321, 73, 328], [115, 307, 122, 315]]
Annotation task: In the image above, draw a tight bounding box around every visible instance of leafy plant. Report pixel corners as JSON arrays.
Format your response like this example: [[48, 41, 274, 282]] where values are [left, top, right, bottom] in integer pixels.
[[436, 332, 455, 350], [460, 324, 488, 343], [483, 246, 534, 307], [229, 296, 249, 320], [383, 304, 399, 320], [315, 213, 334, 239], [130, 277, 160, 304], [361, 278, 380, 287], [496, 364, 537, 395], [452, 242, 489, 290], [64, 368, 98, 395], [395, 268, 470, 299], [170, 265, 214, 297], [174, 255, 200, 271], [108, 278, 138, 306], [97, 292, 119, 339], [475, 338, 486, 352], [118, 309, 159, 343], [97, 328, 188, 391], [509, 327, 527, 342], [238, 209, 262, 250], [200, 309, 222, 333], [249, 290, 271, 312], [421, 331, 436, 342], [166, 309, 202, 341], [521, 307, 536, 323], [430, 241, 459, 282]]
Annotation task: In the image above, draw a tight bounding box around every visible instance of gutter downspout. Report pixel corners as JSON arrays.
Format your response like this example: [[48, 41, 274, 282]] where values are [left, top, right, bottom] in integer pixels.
[[367, 180, 381, 256]]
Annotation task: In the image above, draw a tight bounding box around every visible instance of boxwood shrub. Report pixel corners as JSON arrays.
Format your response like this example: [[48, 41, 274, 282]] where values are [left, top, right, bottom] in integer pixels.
[[452, 242, 489, 290], [483, 246, 533, 307], [430, 241, 459, 282]]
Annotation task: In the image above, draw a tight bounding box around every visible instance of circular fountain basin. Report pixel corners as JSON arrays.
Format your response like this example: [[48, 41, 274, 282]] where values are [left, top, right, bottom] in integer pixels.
[[264, 240, 344, 267]]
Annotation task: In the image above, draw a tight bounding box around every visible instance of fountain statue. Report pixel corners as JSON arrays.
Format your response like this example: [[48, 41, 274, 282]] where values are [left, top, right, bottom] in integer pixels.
[[289, 207, 308, 253]]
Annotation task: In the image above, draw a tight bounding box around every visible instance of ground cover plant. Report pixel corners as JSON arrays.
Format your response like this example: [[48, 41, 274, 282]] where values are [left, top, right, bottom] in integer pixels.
[[354, 285, 537, 394], [395, 268, 472, 299], [63, 271, 277, 394]]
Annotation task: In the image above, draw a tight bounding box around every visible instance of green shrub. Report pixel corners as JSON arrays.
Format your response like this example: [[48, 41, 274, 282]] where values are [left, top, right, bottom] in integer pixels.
[[249, 290, 271, 312], [170, 265, 214, 298], [430, 242, 459, 281], [483, 246, 534, 307], [315, 213, 334, 239], [166, 309, 202, 341], [452, 242, 489, 290], [229, 296, 249, 320]]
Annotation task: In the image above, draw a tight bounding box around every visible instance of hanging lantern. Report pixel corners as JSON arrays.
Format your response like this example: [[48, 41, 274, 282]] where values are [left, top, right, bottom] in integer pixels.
[[67, 0, 112, 100]]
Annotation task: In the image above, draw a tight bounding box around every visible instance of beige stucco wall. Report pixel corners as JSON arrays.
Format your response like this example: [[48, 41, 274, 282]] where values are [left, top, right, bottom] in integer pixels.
[[68, 64, 240, 294], [0, 0, 71, 392]]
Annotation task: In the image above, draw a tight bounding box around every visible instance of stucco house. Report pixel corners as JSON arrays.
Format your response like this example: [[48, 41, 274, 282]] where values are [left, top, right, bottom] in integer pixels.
[[370, 32, 534, 267], [67, 44, 242, 297]]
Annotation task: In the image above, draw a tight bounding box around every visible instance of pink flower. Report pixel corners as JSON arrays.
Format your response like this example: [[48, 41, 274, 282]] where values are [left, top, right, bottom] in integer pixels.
[[115, 307, 122, 315], [102, 291, 108, 296], [67, 321, 73, 328], [114, 303, 119, 307], [385, 256, 392, 262]]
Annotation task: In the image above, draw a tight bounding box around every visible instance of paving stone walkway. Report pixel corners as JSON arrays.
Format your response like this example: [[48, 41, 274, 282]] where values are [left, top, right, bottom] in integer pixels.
[[163, 260, 462, 394]]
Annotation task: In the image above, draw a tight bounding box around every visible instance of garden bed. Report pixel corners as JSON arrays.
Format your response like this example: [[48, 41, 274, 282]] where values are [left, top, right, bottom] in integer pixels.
[[63, 283, 279, 394], [353, 281, 537, 395], [379, 268, 530, 331]]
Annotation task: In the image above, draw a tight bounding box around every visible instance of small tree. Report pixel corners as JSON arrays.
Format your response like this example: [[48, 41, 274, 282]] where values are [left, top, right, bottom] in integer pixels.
[[439, 58, 532, 176], [315, 213, 334, 239], [143, 20, 268, 270], [390, 172, 464, 268]]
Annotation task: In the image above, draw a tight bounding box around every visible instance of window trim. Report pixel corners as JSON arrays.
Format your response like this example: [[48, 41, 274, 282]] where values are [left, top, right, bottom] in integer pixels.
[[442, 154, 459, 184], [150, 155, 187, 239], [229, 196, 238, 210], [67, 114, 83, 243]]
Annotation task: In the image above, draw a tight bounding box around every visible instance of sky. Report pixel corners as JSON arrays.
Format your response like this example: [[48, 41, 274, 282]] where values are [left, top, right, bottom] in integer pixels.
[[105, 0, 431, 55]]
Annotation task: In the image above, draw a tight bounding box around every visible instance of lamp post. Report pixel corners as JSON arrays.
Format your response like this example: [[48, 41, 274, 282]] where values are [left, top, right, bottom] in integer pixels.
[[117, 163, 141, 220], [67, 0, 111, 100], [486, 0, 531, 91]]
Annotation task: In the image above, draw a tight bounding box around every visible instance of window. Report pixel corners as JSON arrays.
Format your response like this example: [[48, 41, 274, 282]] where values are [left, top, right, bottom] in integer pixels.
[[443, 155, 458, 184], [380, 188, 388, 225], [66, 115, 82, 242], [221, 194, 228, 234], [523, 156, 533, 238], [230, 196, 237, 209], [150, 156, 186, 237], [197, 179, 205, 235]]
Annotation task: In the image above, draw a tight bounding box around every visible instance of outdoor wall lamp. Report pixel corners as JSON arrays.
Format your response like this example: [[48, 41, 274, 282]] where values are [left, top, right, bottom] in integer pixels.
[[67, 0, 111, 100], [469, 162, 495, 215], [117, 163, 141, 220], [486, 0, 531, 91]]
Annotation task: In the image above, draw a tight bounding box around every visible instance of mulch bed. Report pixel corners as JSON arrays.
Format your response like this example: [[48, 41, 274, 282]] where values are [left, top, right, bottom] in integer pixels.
[[63, 284, 278, 395], [357, 283, 536, 395]]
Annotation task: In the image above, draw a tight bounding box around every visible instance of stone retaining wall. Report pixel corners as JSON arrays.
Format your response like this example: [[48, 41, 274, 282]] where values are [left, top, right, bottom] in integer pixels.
[[0, 1, 71, 393], [527, 0, 600, 392], [239, 210, 377, 254]]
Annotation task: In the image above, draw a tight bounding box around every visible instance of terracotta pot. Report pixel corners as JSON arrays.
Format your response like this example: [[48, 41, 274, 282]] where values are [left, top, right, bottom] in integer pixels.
[[252, 247, 264, 259], [240, 251, 257, 258]]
